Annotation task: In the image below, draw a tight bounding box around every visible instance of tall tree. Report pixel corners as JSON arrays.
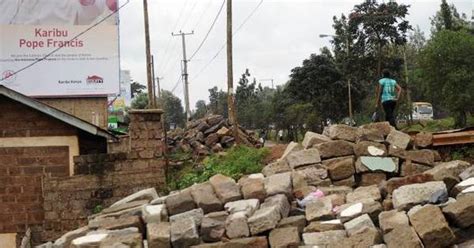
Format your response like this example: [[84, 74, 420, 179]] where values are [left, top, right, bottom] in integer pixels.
[[208, 87, 228, 117], [131, 82, 146, 97], [193, 100, 208, 119], [131, 91, 186, 128], [430, 0, 470, 33], [419, 30, 474, 127]]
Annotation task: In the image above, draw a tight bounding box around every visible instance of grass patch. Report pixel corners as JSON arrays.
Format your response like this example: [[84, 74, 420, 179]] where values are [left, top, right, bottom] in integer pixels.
[[401, 115, 474, 133], [168, 146, 269, 190]]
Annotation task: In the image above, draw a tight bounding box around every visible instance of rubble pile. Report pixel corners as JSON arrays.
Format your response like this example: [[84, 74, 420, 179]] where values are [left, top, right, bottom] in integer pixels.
[[39, 122, 474, 248], [167, 115, 261, 156]]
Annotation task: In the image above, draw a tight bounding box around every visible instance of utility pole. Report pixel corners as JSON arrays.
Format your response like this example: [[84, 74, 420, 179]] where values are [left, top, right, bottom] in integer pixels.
[[151, 55, 157, 108], [403, 47, 413, 124], [143, 0, 155, 108], [227, 0, 239, 143], [156, 76, 163, 99], [172, 31, 194, 121]]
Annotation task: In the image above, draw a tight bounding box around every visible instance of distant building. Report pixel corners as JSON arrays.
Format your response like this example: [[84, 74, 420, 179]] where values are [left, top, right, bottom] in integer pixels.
[[120, 70, 132, 106]]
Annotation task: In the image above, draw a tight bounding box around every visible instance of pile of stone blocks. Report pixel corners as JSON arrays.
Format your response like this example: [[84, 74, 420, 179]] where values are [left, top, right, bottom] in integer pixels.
[[167, 115, 261, 156], [38, 122, 474, 248]]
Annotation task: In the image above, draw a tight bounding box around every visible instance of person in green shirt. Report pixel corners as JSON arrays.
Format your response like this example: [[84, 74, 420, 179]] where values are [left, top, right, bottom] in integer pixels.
[[375, 69, 402, 127]]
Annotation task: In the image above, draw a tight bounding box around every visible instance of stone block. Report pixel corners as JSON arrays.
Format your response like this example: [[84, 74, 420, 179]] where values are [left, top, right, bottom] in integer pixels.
[[346, 185, 381, 203], [280, 142, 303, 161], [414, 132, 433, 148], [170, 217, 200, 247], [360, 173, 387, 186], [378, 210, 409, 234], [302, 131, 332, 148], [224, 199, 260, 217], [443, 195, 474, 228], [262, 160, 291, 177], [424, 160, 471, 189], [261, 194, 290, 218], [356, 128, 385, 143], [248, 205, 281, 235], [356, 156, 399, 173], [109, 187, 158, 208], [405, 150, 435, 165], [400, 161, 432, 177], [239, 177, 266, 202], [338, 227, 382, 248], [327, 124, 359, 142], [409, 204, 455, 247], [381, 174, 434, 195], [165, 189, 196, 216], [89, 216, 144, 233], [264, 172, 292, 197], [200, 212, 228, 242], [191, 182, 223, 214], [332, 176, 356, 187], [169, 208, 204, 227], [277, 215, 307, 233], [324, 156, 355, 181], [209, 174, 242, 204], [386, 130, 411, 150], [337, 200, 382, 223], [286, 149, 321, 169], [353, 141, 387, 157], [269, 227, 300, 248], [53, 226, 89, 248], [392, 181, 447, 210], [459, 166, 474, 180], [225, 212, 250, 239], [344, 214, 376, 236], [142, 204, 168, 224], [383, 226, 423, 248], [305, 197, 334, 221], [304, 219, 344, 233], [147, 222, 171, 248], [315, 140, 354, 159], [360, 122, 392, 136], [302, 230, 347, 246], [293, 165, 330, 187], [190, 237, 268, 248]]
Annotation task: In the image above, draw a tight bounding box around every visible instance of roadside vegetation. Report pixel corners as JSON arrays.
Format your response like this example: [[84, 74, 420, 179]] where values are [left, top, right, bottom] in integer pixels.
[[401, 116, 474, 133]]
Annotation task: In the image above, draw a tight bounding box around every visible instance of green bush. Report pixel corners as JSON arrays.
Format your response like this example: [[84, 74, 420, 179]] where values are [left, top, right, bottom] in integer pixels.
[[176, 146, 269, 190]]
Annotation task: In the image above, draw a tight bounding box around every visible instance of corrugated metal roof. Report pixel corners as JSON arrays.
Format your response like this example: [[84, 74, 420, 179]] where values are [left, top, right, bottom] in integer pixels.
[[0, 85, 116, 140]]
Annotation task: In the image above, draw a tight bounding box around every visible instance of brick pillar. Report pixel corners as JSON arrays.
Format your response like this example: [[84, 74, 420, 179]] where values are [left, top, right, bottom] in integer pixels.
[[128, 109, 166, 159]]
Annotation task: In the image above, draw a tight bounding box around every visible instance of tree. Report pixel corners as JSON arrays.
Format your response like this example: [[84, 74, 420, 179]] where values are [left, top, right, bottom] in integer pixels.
[[419, 30, 474, 127], [349, 0, 411, 76], [131, 91, 186, 128], [193, 100, 208, 119], [131, 92, 148, 109], [208, 87, 228, 117], [430, 0, 470, 33], [131, 82, 146, 97]]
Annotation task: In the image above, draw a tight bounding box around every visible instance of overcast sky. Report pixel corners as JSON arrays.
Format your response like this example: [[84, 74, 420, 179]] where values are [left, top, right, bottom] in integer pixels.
[[119, 0, 473, 109]]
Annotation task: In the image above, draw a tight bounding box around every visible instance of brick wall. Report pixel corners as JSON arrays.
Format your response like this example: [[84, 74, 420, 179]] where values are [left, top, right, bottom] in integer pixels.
[[0, 146, 69, 243], [0, 96, 77, 138], [37, 97, 108, 129]]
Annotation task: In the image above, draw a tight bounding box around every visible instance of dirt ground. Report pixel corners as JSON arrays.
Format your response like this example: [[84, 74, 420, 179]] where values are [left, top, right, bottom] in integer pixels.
[[263, 143, 287, 164]]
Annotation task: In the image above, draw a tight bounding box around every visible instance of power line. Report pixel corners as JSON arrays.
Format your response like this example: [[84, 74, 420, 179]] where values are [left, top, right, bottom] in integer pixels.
[[191, 0, 264, 81], [189, 0, 226, 60], [180, 0, 199, 30], [1, 0, 131, 82], [192, 0, 213, 31]]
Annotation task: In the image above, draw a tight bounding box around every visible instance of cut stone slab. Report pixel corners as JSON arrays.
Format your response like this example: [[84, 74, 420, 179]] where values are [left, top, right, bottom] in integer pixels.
[[424, 160, 471, 187], [277, 215, 307, 233], [305, 197, 334, 221], [302, 230, 347, 246], [338, 227, 383, 248], [286, 148, 321, 169], [392, 181, 447, 210], [409, 204, 455, 248], [262, 160, 291, 177], [304, 219, 344, 233], [89, 216, 144, 233], [324, 156, 355, 181], [386, 129, 411, 150], [248, 205, 281, 235], [224, 199, 260, 217], [344, 214, 376, 236], [169, 208, 204, 227], [261, 194, 290, 218], [315, 140, 354, 159], [382, 174, 435, 195], [280, 141, 303, 161], [442, 194, 474, 228], [332, 176, 356, 187], [378, 210, 409, 234], [356, 156, 399, 173], [142, 204, 168, 224], [191, 182, 223, 214], [191, 237, 268, 248], [302, 131, 332, 148], [360, 173, 387, 187], [239, 177, 266, 202], [165, 189, 196, 216], [53, 226, 89, 248], [209, 174, 242, 204], [170, 217, 200, 248], [200, 212, 227, 242], [360, 122, 393, 136], [269, 227, 300, 248], [225, 211, 250, 239], [414, 132, 433, 148], [405, 150, 435, 165], [264, 172, 292, 197], [109, 188, 158, 208], [71, 234, 108, 247], [452, 177, 474, 196], [338, 200, 383, 223], [400, 161, 432, 177], [383, 226, 423, 248], [346, 185, 381, 203], [293, 165, 330, 187], [147, 222, 171, 248], [353, 141, 387, 157], [459, 166, 474, 180], [98, 200, 148, 217], [327, 124, 359, 142], [356, 128, 385, 143]]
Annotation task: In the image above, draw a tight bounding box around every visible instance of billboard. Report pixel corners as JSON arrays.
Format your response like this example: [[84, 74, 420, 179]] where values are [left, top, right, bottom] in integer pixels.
[[0, 0, 120, 97]]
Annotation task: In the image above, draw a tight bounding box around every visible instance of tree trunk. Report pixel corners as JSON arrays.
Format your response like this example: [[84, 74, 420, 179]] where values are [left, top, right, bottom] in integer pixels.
[[377, 43, 382, 78]]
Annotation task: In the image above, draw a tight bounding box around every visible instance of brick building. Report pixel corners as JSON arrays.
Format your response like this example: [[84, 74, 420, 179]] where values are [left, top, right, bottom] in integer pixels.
[[0, 85, 116, 246]]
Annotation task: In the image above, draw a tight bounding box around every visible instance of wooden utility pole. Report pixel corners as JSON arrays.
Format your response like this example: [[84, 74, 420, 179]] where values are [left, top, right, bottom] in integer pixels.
[[151, 55, 157, 107], [346, 37, 353, 125], [172, 31, 194, 121], [227, 0, 239, 143], [143, 0, 155, 108], [156, 77, 163, 99]]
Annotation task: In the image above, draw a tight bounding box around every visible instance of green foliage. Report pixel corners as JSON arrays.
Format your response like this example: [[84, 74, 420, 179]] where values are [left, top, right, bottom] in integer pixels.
[[131, 92, 148, 109], [208, 87, 228, 118], [430, 0, 470, 33], [93, 204, 103, 214], [419, 30, 474, 127], [131, 82, 146, 98], [174, 146, 269, 190], [131, 91, 186, 128], [193, 100, 208, 119]]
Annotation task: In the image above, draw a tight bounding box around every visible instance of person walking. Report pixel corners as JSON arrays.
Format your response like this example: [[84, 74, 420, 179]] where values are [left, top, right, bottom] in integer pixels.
[[375, 69, 402, 127]]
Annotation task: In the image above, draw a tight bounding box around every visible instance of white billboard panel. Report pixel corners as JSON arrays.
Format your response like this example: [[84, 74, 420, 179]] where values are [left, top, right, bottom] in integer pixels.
[[0, 0, 120, 97]]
